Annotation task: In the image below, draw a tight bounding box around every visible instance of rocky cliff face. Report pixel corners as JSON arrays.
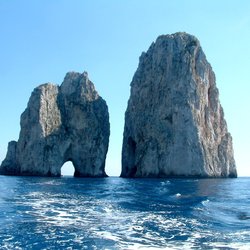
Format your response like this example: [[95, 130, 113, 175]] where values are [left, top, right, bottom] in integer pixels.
[[0, 71, 110, 177], [121, 32, 237, 178]]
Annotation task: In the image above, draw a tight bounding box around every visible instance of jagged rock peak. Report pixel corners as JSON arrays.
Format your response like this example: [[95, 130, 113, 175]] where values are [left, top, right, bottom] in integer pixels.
[[60, 71, 99, 101], [121, 32, 237, 178], [0, 71, 110, 177]]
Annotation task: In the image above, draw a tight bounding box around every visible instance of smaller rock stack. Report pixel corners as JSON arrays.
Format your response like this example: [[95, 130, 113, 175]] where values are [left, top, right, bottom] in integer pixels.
[[0, 71, 110, 177]]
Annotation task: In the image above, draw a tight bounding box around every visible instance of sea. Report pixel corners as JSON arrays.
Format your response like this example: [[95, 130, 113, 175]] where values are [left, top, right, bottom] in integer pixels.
[[0, 176, 249, 250]]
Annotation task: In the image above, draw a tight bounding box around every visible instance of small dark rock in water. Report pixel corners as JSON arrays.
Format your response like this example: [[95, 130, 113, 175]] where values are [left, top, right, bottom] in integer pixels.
[[0, 71, 110, 177], [238, 212, 250, 220], [121, 32, 237, 178]]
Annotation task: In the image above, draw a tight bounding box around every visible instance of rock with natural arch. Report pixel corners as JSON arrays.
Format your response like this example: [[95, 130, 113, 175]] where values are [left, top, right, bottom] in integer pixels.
[[0, 71, 110, 177]]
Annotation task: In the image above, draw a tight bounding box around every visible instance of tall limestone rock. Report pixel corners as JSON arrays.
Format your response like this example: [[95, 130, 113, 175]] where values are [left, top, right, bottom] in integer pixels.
[[121, 32, 237, 178], [0, 71, 110, 177]]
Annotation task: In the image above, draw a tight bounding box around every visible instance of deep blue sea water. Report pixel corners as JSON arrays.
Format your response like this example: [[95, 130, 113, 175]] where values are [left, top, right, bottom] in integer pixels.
[[0, 176, 249, 249]]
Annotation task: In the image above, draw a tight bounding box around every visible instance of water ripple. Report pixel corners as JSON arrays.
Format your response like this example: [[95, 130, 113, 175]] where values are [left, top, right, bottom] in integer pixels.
[[0, 176, 249, 249]]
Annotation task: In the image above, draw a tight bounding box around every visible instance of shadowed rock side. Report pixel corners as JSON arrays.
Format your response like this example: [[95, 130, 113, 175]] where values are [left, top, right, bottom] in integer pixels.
[[121, 32, 237, 178], [0, 72, 110, 177]]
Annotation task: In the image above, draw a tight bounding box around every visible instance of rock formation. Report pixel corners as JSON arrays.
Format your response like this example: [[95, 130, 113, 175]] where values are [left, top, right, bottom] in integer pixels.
[[0, 71, 110, 177], [121, 32, 237, 178]]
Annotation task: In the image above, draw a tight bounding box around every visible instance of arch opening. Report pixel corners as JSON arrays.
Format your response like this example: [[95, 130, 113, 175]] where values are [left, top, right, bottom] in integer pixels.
[[61, 161, 75, 177]]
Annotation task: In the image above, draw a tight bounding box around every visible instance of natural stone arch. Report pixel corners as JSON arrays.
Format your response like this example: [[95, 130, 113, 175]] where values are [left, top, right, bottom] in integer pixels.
[[61, 160, 75, 177], [0, 71, 110, 177]]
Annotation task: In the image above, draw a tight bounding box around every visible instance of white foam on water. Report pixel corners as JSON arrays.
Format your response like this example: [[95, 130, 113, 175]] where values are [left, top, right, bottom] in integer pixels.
[[160, 180, 171, 186], [201, 199, 210, 205]]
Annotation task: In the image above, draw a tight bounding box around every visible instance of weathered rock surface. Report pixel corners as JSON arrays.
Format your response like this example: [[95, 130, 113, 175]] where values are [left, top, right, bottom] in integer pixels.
[[121, 32, 237, 178], [0, 71, 110, 177]]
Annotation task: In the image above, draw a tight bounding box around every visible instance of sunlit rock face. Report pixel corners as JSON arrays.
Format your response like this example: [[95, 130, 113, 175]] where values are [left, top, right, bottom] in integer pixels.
[[121, 32, 237, 178], [0, 72, 110, 177]]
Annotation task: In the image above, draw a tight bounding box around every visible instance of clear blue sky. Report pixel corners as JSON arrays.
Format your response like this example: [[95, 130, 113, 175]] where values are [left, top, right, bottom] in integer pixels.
[[0, 1, 249, 176]]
